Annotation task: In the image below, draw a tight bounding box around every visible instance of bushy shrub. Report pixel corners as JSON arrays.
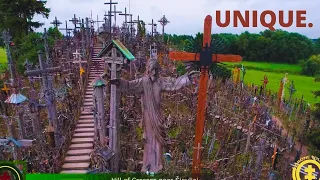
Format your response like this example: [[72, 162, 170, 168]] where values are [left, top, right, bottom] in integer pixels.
[[301, 55, 320, 76]]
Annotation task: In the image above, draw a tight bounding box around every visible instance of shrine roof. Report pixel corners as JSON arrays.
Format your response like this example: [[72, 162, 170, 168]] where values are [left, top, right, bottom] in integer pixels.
[[5, 93, 28, 104], [92, 76, 107, 87], [96, 40, 135, 61]]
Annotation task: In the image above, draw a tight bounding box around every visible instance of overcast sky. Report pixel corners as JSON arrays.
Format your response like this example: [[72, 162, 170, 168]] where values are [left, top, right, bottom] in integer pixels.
[[33, 0, 319, 38]]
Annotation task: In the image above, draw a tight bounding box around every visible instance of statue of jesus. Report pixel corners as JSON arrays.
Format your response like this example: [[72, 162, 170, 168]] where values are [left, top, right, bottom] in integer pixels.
[[110, 58, 195, 173]]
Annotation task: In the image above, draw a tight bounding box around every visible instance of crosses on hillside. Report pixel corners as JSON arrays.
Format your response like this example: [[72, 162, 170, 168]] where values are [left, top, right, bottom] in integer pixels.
[[69, 14, 80, 34], [109, 5, 122, 25], [119, 7, 132, 24], [168, 15, 242, 176], [59, 21, 73, 38], [104, 0, 118, 40]]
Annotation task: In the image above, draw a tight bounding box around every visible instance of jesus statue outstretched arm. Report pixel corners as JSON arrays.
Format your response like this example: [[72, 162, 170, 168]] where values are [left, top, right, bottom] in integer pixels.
[[114, 78, 144, 94], [161, 74, 192, 91]]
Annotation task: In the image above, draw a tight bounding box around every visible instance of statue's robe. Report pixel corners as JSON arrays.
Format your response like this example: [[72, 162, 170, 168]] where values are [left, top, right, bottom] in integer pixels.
[[118, 74, 191, 172]]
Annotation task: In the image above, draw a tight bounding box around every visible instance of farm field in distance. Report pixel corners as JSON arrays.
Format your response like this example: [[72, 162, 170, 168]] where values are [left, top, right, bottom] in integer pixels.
[[226, 61, 320, 105]]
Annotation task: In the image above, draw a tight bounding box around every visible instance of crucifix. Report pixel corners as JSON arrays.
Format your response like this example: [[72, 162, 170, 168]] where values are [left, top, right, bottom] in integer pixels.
[[69, 14, 79, 34], [109, 5, 122, 25], [50, 16, 62, 28], [104, 0, 118, 41], [168, 15, 242, 176], [59, 21, 73, 38], [158, 15, 170, 42], [148, 19, 157, 37], [72, 49, 87, 96], [25, 51, 62, 147]]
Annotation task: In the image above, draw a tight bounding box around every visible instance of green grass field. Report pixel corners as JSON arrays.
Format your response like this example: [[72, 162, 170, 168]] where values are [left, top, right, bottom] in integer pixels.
[[226, 61, 320, 105], [225, 61, 302, 74], [0, 48, 7, 63]]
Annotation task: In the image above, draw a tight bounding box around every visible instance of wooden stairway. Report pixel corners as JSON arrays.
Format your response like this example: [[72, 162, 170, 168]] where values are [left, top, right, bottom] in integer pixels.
[[61, 45, 104, 174]]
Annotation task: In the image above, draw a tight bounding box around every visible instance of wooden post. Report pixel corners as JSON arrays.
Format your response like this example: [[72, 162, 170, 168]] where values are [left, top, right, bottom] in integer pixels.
[[92, 77, 107, 145], [109, 47, 121, 172]]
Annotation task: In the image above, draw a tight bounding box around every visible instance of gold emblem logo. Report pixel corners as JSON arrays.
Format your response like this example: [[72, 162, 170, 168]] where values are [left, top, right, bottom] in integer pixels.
[[292, 156, 320, 180]]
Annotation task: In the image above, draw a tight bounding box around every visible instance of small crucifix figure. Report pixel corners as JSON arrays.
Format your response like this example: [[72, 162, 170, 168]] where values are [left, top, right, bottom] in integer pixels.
[[158, 15, 170, 42], [168, 15, 242, 176], [25, 51, 62, 147], [50, 16, 62, 28]]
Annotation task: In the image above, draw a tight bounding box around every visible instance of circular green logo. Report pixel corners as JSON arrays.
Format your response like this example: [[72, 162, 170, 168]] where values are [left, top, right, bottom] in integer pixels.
[[0, 163, 23, 180]]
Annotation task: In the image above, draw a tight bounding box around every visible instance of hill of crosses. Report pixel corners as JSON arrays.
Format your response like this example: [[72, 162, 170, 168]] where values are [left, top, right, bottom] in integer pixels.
[[0, 1, 317, 179]]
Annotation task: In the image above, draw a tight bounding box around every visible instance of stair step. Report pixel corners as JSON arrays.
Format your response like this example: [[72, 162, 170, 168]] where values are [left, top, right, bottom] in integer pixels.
[[79, 115, 94, 119], [66, 149, 93, 156], [61, 170, 87, 174], [76, 124, 94, 128], [75, 128, 94, 133], [80, 112, 93, 116], [73, 132, 94, 138], [62, 162, 90, 170], [69, 143, 93, 150], [71, 137, 94, 144], [78, 120, 94, 124], [83, 103, 93, 106], [64, 155, 91, 163]]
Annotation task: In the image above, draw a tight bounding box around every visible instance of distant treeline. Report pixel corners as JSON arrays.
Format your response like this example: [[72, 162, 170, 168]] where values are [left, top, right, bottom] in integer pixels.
[[164, 30, 320, 64]]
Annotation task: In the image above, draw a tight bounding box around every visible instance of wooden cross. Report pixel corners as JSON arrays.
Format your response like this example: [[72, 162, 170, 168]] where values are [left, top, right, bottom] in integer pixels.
[[261, 75, 269, 91], [59, 21, 73, 38], [104, 0, 118, 40], [127, 14, 138, 36], [158, 15, 170, 41], [94, 15, 105, 33], [149, 42, 157, 58], [148, 19, 157, 37], [168, 15, 242, 175], [25, 51, 62, 147], [69, 14, 80, 34], [119, 7, 132, 24], [1, 84, 10, 95], [109, 5, 122, 25], [72, 49, 87, 76], [50, 16, 62, 28]]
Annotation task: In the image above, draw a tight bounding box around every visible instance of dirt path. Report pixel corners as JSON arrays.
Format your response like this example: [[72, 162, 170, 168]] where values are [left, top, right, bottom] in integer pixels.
[[272, 116, 308, 161]]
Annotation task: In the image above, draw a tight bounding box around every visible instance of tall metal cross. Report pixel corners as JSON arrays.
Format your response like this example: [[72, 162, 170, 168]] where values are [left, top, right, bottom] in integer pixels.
[[25, 51, 62, 147], [168, 15, 242, 176], [50, 16, 62, 28], [148, 19, 156, 37], [158, 15, 170, 41], [104, 0, 118, 40]]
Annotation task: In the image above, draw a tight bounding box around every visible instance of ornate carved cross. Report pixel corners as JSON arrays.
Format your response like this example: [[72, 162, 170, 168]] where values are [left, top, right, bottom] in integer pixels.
[[158, 15, 170, 41], [148, 19, 157, 37], [168, 15, 242, 175]]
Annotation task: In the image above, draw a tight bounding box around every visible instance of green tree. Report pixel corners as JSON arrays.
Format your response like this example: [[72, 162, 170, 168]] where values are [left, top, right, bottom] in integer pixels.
[[314, 38, 320, 54], [301, 55, 320, 76], [0, 0, 50, 44]]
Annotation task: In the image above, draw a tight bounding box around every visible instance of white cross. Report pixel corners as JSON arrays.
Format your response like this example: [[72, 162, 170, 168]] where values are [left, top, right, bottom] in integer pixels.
[[194, 143, 204, 160]]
